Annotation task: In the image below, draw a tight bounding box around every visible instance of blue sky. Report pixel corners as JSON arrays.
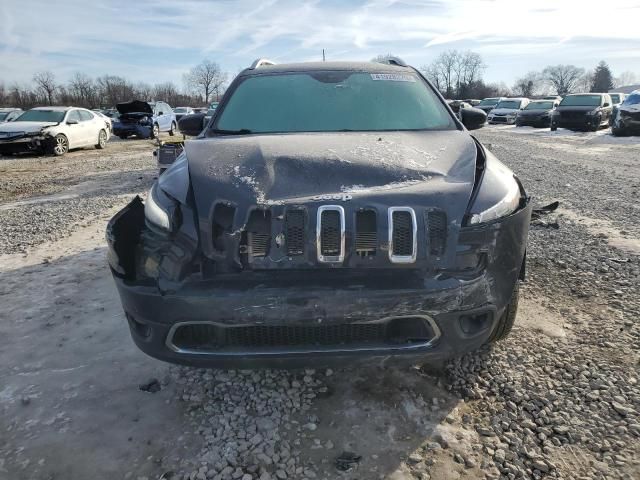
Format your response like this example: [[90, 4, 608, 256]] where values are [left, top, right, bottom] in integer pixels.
[[1, 0, 639, 88]]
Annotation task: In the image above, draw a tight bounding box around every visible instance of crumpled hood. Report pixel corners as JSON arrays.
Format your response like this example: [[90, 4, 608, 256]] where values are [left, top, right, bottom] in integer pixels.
[[0, 121, 58, 133], [620, 103, 640, 113], [185, 130, 478, 229], [490, 108, 519, 116], [116, 100, 153, 115]]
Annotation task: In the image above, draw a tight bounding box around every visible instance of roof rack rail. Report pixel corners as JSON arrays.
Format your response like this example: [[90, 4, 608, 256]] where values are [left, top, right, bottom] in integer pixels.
[[249, 58, 276, 69], [377, 56, 407, 67]]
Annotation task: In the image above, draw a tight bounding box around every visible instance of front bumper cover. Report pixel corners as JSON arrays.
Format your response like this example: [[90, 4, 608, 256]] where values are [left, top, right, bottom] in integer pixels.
[[106, 197, 532, 368]]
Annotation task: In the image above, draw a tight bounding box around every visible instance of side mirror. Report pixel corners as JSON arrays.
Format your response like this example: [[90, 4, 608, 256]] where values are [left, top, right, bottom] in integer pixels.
[[603, 102, 610, 108], [158, 111, 164, 116], [460, 107, 487, 130], [67, 119, 79, 125], [178, 113, 206, 137]]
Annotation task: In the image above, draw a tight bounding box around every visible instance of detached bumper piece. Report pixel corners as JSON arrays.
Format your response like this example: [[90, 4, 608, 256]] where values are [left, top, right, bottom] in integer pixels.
[[113, 124, 152, 138], [0, 134, 49, 154], [107, 197, 531, 368]]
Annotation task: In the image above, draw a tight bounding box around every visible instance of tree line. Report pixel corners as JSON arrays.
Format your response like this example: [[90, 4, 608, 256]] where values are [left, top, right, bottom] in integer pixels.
[[0, 60, 229, 110]]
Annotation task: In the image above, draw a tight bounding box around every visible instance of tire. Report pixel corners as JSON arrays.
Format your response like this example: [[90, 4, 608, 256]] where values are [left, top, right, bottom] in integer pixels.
[[486, 281, 520, 344], [118, 134, 128, 140], [550, 126, 557, 131], [168, 122, 176, 136], [50, 134, 69, 156], [95, 129, 107, 149], [611, 126, 625, 137], [152, 124, 160, 139]]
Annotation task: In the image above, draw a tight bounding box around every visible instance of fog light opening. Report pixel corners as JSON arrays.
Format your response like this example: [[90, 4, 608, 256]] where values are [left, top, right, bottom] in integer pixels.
[[126, 313, 152, 338], [459, 312, 491, 335]]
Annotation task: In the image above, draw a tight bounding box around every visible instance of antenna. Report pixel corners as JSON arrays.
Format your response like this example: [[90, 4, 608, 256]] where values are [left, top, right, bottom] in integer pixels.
[[322, 49, 325, 62]]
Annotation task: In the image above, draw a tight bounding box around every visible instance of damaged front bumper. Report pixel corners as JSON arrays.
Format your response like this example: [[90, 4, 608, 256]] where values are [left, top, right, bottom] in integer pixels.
[[0, 133, 50, 153], [106, 197, 532, 369], [113, 123, 152, 138]]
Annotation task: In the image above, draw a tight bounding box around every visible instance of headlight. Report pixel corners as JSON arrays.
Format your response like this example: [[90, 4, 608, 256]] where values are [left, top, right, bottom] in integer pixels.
[[145, 183, 172, 230], [467, 150, 523, 225], [140, 116, 149, 124]]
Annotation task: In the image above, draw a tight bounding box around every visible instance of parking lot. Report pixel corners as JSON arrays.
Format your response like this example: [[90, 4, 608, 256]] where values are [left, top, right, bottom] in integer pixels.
[[1, 127, 638, 480]]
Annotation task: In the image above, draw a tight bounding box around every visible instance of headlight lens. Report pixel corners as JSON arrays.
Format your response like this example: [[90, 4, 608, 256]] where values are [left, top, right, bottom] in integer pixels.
[[467, 151, 523, 225], [145, 183, 172, 230]]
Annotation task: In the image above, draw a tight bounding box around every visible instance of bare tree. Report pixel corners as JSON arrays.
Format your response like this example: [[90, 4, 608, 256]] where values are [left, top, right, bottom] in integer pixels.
[[185, 60, 227, 104], [33, 71, 57, 105], [576, 70, 594, 93], [614, 71, 639, 88], [68, 73, 97, 108], [542, 65, 585, 96], [512, 71, 544, 97]]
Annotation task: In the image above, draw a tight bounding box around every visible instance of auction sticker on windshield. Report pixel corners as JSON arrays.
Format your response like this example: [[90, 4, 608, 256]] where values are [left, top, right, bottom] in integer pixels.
[[370, 73, 416, 82]]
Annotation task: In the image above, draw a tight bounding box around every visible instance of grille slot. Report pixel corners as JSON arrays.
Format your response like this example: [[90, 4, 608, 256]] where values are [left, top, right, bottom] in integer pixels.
[[426, 210, 447, 256], [285, 209, 305, 256], [388, 207, 417, 263], [248, 233, 270, 257], [244, 209, 271, 258], [317, 206, 345, 262], [355, 210, 377, 257]]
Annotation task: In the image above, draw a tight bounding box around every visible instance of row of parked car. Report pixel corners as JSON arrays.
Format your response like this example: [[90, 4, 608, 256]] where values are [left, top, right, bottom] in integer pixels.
[[0, 100, 220, 156], [449, 91, 639, 136]]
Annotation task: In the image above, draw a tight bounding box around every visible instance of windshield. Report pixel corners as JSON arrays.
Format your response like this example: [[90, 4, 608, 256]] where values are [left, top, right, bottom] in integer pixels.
[[16, 109, 66, 122], [174, 108, 189, 113], [622, 93, 640, 106], [560, 95, 601, 107], [215, 71, 455, 133], [478, 98, 499, 106], [495, 100, 522, 109], [525, 101, 554, 110], [0, 112, 9, 121]]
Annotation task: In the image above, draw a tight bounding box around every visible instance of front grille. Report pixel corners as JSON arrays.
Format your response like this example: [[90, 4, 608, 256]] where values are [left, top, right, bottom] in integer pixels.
[[391, 211, 414, 256], [561, 112, 587, 120], [169, 316, 438, 351], [426, 210, 447, 256], [285, 209, 305, 256], [355, 210, 377, 257], [491, 116, 507, 123], [317, 206, 344, 262]]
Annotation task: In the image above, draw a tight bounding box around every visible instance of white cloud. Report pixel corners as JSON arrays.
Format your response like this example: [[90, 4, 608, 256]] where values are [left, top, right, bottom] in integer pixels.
[[0, 0, 638, 86]]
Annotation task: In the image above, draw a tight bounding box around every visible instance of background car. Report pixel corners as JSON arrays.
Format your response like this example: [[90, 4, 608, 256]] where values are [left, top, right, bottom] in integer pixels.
[[0, 108, 23, 123], [446, 100, 472, 119], [609, 93, 626, 105], [0, 106, 109, 156], [202, 105, 218, 129], [173, 107, 194, 123], [464, 99, 481, 106], [551, 93, 613, 131], [488, 98, 530, 124], [515, 100, 558, 127], [112, 100, 177, 139], [610, 90, 640, 136], [93, 111, 113, 134], [476, 97, 504, 113]]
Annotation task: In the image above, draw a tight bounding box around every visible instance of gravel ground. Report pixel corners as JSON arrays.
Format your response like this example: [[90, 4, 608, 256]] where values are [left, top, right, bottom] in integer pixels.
[[0, 127, 638, 480]]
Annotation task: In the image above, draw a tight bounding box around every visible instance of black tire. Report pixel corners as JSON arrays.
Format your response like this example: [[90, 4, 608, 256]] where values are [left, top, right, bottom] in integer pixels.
[[118, 134, 128, 140], [550, 126, 557, 131], [50, 134, 69, 156], [611, 126, 625, 137], [168, 122, 176, 136], [95, 129, 107, 149], [486, 281, 520, 344], [152, 124, 160, 139]]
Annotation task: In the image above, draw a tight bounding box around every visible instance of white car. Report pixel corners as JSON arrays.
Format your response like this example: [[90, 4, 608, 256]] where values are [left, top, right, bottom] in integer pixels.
[[0, 106, 109, 156], [93, 110, 113, 134], [488, 98, 531, 125]]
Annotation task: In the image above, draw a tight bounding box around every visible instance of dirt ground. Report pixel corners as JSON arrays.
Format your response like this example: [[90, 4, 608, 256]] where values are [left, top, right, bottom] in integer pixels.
[[0, 128, 638, 480]]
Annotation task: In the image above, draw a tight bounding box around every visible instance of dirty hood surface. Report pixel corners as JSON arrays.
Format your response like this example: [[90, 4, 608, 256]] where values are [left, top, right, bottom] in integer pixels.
[[186, 130, 477, 211]]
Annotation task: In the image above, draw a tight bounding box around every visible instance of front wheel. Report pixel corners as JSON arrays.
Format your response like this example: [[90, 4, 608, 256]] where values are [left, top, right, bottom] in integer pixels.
[[95, 129, 107, 149], [151, 124, 160, 139], [611, 126, 625, 137], [550, 126, 557, 131], [168, 122, 176, 136], [50, 134, 69, 156], [485, 281, 520, 344]]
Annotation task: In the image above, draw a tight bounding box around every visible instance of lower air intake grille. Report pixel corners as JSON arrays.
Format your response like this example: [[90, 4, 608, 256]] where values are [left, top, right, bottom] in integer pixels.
[[355, 210, 377, 257], [169, 317, 438, 351], [248, 232, 270, 257], [320, 210, 341, 255], [285, 210, 305, 256], [427, 210, 447, 256], [391, 210, 414, 256]]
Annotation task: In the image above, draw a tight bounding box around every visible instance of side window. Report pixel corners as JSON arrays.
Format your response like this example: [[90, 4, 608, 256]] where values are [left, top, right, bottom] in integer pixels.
[[67, 110, 82, 123], [79, 110, 94, 122], [164, 103, 173, 114]]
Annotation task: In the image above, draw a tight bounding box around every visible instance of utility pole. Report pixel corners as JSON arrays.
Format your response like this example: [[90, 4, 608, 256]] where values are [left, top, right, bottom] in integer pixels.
[[322, 49, 325, 62]]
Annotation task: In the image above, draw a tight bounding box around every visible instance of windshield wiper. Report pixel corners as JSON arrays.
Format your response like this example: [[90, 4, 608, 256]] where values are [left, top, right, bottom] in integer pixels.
[[210, 128, 253, 135]]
